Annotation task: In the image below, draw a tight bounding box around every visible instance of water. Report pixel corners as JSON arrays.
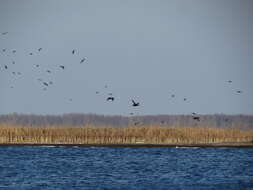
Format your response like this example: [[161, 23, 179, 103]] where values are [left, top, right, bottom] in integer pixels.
[[0, 146, 253, 190]]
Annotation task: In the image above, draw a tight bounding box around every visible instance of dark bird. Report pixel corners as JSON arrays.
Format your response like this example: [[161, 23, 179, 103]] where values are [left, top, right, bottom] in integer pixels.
[[17, 72, 21, 75], [130, 113, 134, 115], [38, 48, 42, 51], [96, 91, 99, 94], [1, 32, 8, 35], [192, 112, 197, 115], [49, 81, 53, 85], [80, 58, 86, 63], [36, 64, 39, 67], [29, 53, 33, 55], [2, 49, 6, 52], [134, 122, 139, 126], [46, 70, 51, 73], [132, 99, 140, 107], [236, 90, 242, 94], [107, 96, 115, 101], [193, 116, 200, 121], [12, 61, 15, 64], [227, 80, 232, 83], [43, 82, 49, 86], [12, 50, 16, 53], [171, 94, 175, 98], [10, 86, 14, 89], [183, 98, 187, 101], [72, 49, 76, 54], [4, 65, 7, 69], [12, 72, 16, 75], [59, 65, 65, 69]]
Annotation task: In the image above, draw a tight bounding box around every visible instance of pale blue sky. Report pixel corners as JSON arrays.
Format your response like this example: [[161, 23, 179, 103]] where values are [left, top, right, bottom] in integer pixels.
[[0, 0, 253, 115]]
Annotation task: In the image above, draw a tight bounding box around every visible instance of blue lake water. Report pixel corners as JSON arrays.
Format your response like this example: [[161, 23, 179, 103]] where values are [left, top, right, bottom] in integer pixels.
[[0, 146, 253, 190]]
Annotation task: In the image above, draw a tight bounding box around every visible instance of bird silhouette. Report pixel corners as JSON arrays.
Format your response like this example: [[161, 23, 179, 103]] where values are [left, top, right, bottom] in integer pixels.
[[80, 58, 86, 63], [183, 98, 187, 101], [72, 49, 76, 54], [36, 64, 39, 67], [107, 97, 115, 101], [12, 72, 16, 75], [12, 61, 15, 64], [29, 53, 33, 55], [132, 99, 140, 107], [227, 80, 232, 83], [96, 91, 99, 94], [4, 65, 7, 69], [38, 48, 42, 51], [17, 72, 21, 75], [193, 116, 200, 121], [171, 94, 175, 98], [46, 70, 51, 73], [49, 81, 53, 85], [192, 112, 197, 115], [130, 113, 134, 115], [12, 50, 16, 53], [1, 32, 8, 35], [43, 82, 49, 86], [236, 90, 242, 94], [2, 49, 6, 52], [59, 65, 65, 69]]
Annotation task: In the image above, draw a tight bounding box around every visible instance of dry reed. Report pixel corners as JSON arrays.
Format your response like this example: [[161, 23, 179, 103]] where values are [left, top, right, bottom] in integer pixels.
[[0, 124, 253, 144]]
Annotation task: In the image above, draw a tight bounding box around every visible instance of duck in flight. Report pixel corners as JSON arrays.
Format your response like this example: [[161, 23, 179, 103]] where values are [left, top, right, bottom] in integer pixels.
[[107, 97, 115, 101], [132, 99, 140, 107], [1, 32, 8, 35], [236, 90, 242, 94], [59, 65, 65, 69], [80, 58, 86, 63], [72, 49, 76, 54], [38, 48, 42, 51]]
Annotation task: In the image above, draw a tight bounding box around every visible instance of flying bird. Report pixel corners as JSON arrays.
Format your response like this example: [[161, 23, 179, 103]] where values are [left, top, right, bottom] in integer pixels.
[[183, 98, 187, 101], [236, 90, 242, 94], [43, 82, 49, 86], [107, 97, 115, 101], [171, 94, 175, 98], [12, 72, 16, 75], [193, 116, 200, 121], [36, 64, 39, 67], [12, 61, 15, 64], [46, 70, 51, 73], [2, 49, 6, 52], [227, 80, 232, 83], [80, 58, 86, 63], [29, 53, 33, 55], [38, 48, 42, 51], [132, 99, 140, 107], [12, 50, 16, 53], [96, 91, 99, 94], [4, 65, 7, 69], [72, 49, 76, 54], [192, 112, 197, 115], [59, 65, 65, 69], [49, 81, 53, 85], [1, 32, 8, 35]]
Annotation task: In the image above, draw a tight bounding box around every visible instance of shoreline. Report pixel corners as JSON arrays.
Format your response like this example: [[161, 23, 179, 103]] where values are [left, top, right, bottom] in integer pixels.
[[0, 142, 253, 148]]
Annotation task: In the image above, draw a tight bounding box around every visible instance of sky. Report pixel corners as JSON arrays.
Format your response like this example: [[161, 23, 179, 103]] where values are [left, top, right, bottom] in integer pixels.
[[0, 0, 253, 116]]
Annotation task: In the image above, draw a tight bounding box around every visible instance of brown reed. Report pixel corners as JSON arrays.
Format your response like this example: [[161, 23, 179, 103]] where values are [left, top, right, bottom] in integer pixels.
[[0, 124, 252, 144]]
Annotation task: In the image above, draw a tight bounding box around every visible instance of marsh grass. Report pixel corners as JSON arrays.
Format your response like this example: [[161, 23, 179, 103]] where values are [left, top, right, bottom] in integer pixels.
[[0, 124, 252, 144]]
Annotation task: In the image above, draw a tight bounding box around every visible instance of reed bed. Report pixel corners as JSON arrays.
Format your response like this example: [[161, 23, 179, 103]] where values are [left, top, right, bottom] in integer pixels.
[[0, 124, 253, 144]]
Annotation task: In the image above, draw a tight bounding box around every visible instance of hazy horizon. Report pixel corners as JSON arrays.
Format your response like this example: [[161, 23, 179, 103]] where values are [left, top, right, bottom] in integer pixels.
[[1, 0, 253, 116]]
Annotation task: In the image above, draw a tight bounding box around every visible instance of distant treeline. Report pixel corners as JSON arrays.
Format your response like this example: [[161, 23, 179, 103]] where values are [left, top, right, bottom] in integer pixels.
[[0, 113, 252, 129]]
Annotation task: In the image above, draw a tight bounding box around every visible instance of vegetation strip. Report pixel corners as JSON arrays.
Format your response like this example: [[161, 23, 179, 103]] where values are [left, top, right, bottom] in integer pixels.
[[0, 124, 253, 145]]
